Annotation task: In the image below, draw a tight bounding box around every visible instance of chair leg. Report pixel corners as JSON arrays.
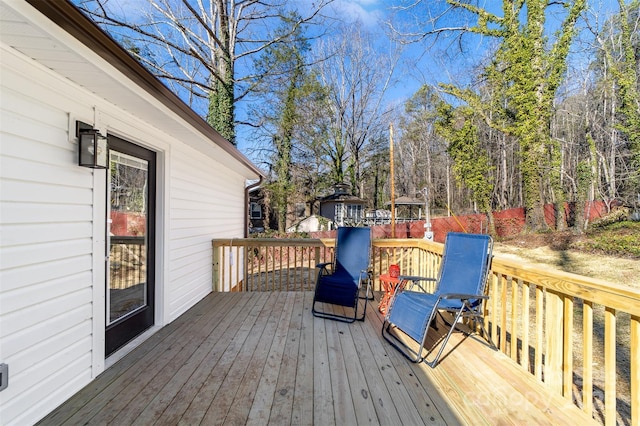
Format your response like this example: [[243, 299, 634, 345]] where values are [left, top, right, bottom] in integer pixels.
[[312, 305, 358, 323], [452, 301, 498, 351], [473, 315, 498, 351], [424, 308, 466, 368], [356, 283, 370, 321], [381, 320, 424, 363], [358, 278, 374, 300], [312, 289, 368, 323]]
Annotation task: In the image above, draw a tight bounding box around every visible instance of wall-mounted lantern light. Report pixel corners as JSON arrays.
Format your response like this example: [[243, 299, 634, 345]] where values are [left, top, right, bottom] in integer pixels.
[[77, 121, 108, 169]]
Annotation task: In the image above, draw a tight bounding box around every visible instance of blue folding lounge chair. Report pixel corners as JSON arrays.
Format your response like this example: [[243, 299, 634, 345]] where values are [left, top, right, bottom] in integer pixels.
[[312, 226, 372, 323], [382, 232, 496, 366]]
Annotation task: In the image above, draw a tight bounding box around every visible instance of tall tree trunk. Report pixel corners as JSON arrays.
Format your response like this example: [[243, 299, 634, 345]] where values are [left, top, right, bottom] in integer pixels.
[[608, 95, 617, 199]]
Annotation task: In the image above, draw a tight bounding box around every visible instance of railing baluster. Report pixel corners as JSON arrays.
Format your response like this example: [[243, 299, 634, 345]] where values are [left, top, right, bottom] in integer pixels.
[[583, 300, 594, 417], [279, 246, 283, 291], [604, 307, 616, 426], [546, 290, 563, 393], [290, 246, 295, 291], [314, 246, 320, 290], [491, 273, 498, 347], [631, 315, 639, 424], [222, 247, 227, 291], [500, 275, 507, 351], [256, 245, 261, 292], [510, 276, 518, 361], [535, 285, 544, 381], [307, 246, 311, 291], [270, 245, 275, 291], [236, 244, 241, 292], [250, 243, 255, 291], [563, 295, 574, 399], [521, 279, 529, 371]]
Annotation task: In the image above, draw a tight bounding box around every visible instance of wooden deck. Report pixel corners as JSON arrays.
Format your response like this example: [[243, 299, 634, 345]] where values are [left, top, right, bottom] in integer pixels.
[[39, 292, 597, 425]]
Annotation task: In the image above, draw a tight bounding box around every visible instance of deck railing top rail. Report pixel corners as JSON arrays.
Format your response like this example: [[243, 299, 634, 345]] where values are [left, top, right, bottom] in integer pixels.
[[490, 254, 640, 315]]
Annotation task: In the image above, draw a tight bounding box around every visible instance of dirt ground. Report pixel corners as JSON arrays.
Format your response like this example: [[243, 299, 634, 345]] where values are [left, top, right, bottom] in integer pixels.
[[493, 232, 640, 289]]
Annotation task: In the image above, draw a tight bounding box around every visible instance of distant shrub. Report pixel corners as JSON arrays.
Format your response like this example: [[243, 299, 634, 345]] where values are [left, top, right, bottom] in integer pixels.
[[589, 207, 630, 229], [576, 220, 640, 258]]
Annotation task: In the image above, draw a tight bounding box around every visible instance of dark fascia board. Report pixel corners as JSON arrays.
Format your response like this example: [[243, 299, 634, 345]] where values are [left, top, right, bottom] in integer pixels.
[[25, 0, 264, 179]]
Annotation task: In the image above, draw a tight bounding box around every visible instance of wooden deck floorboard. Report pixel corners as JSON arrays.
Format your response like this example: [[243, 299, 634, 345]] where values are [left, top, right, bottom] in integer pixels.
[[38, 291, 597, 425]]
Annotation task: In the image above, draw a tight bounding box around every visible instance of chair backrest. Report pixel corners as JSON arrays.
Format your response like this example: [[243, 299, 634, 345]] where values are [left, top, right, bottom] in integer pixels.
[[333, 227, 372, 281], [436, 232, 493, 296]]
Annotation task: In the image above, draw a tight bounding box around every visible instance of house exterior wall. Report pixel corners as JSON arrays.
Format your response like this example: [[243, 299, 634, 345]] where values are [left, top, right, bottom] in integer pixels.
[[319, 201, 338, 222], [0, 42, 249, 425], [167, 144, 246, 319]]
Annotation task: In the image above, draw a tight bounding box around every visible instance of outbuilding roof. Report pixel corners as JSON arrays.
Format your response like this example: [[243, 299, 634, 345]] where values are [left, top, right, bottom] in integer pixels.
[[386, 196, 425, 206]]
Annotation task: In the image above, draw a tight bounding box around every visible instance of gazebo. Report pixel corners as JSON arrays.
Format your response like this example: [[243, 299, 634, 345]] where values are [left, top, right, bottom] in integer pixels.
[[386, 195, 426, 220]]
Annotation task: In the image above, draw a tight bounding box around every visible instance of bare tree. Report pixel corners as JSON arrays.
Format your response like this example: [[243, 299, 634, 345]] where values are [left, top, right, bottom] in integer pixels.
[[309, 21, 399, 197], [77, 0, 333, 144], [396, 85, 451, 208], [575, 0, 640, 210]]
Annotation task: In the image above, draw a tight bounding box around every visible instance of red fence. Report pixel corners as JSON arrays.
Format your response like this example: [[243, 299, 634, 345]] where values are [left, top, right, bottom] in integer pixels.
[[311, 201, 610, 242], [110, 211, 146, 236]]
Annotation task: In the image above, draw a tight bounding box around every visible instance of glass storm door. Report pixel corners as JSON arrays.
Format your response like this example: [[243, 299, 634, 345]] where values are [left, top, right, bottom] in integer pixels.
[[106, 136, 156, 356]]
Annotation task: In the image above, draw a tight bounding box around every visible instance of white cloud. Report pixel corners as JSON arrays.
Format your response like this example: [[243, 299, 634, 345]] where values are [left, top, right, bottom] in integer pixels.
[[332, 0, 385, 27]]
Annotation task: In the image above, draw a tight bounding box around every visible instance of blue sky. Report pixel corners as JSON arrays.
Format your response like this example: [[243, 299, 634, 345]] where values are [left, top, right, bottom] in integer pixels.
[[77, 0, 624, 157]]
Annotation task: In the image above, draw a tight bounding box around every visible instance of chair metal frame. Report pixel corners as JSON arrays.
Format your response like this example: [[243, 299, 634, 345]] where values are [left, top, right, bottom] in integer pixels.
[[382, 232, 496, 366], [312, 226, 372, 323]]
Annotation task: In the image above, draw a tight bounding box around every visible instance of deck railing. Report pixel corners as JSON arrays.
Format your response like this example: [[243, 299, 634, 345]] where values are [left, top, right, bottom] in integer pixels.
[[110, 235, 146, 289], [212, 237, 639, 425]]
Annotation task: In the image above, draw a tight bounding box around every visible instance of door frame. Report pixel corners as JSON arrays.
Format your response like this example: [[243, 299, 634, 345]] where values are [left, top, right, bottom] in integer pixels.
[[105, 135, 157, 356], [91, 167, 108, 376]]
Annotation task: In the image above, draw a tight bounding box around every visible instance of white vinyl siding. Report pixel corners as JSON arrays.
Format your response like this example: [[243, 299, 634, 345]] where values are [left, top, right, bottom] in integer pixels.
[[168, 147, 246, 320], [1, 36, 253, 426], [1, 52, 96, 425]]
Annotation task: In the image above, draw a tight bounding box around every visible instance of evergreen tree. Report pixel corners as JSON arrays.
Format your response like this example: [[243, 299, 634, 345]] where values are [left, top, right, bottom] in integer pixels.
[[437, 0, 586, 230], [251, 14, 315, 231]]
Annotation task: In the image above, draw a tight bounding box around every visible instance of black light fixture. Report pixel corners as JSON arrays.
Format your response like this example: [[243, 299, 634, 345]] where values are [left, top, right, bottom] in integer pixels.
[[77, 121, 108, 169]]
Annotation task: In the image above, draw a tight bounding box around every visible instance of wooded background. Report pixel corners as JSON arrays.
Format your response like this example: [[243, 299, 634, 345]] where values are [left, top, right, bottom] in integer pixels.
[[78, 0, 639, 232]]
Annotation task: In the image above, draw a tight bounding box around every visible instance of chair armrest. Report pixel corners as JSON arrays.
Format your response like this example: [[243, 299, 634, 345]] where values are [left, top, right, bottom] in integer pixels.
[[398, 275, 436, 282], [316, 262, 331, 269], [440, 293, 489, 300], [358, 269, 371, 287], [398, 275, 436, 292]]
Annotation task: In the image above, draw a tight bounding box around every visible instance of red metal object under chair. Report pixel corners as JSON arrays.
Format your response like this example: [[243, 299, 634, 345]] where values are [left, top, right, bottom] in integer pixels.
[[378, 273, 401, 315]]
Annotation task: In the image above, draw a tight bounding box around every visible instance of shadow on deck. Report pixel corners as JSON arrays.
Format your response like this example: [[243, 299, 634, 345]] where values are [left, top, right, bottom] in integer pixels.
[[38, 292, 596, 425]]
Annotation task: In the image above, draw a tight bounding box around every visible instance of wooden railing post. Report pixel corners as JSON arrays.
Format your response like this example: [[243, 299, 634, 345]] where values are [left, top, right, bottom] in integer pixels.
[[212, 241, 220, 292], [582, 300, 594, 417], [563, 295, 574, 399]]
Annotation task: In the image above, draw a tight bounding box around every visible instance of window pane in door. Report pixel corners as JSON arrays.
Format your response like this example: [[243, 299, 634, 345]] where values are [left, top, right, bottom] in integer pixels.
[[108, 151, 149, 324]]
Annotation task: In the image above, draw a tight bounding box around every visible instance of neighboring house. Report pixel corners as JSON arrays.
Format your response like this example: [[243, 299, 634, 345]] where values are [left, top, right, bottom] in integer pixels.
[[0, 1, 263, 424], [248, 186, 268, 233], [249, 187, 310, 233], [318, 183, 368, 228]]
